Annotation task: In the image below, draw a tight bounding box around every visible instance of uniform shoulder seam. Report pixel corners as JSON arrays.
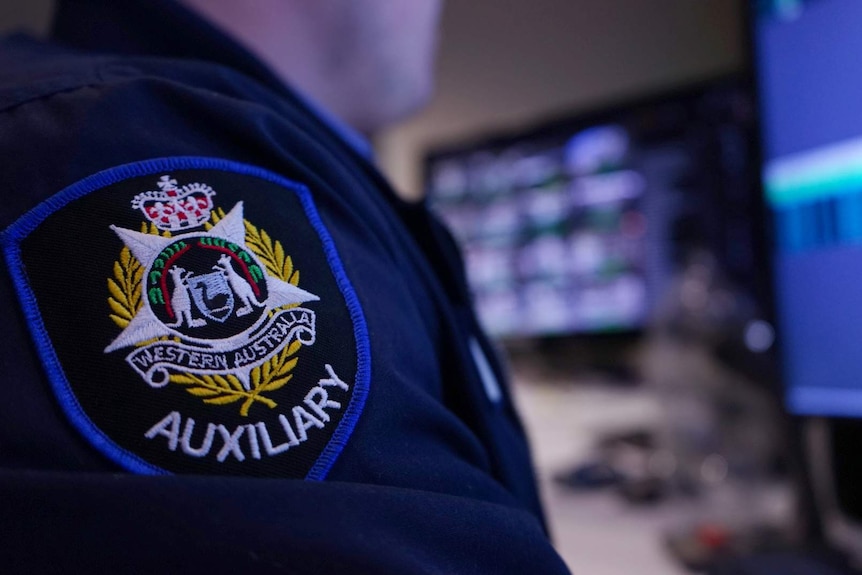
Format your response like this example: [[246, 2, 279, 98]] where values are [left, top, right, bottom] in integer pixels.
[[0, 60, 108, 115]]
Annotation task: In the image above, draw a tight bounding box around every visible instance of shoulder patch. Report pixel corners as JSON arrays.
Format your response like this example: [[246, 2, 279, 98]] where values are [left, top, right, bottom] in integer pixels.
[[2, 157, 370, 479]]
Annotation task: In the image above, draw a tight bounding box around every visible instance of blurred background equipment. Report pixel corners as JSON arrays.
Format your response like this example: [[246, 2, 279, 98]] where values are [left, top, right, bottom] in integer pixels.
[[734, 0, 862, 573], [425, 78, 760, 341], [758, 0, 862, 419], [426, 0, 862, 572], [422, 13, 794, 572]]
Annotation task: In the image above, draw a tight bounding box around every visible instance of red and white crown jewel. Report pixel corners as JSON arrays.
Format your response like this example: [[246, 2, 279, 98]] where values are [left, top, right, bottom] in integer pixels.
[[131, 175, 216, 231]]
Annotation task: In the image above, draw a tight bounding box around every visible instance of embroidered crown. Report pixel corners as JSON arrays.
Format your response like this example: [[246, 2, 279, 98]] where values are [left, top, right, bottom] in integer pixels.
[[132, 175, 216, 231]]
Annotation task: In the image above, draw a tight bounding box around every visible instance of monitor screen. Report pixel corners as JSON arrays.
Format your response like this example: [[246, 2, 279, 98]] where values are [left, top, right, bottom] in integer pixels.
[[755, 0, 862, 416], [425, 79, 758, 340]]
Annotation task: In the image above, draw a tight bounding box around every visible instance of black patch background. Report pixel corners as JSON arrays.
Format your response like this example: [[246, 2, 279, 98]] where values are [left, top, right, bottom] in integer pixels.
[[19, 169, 358, 478]]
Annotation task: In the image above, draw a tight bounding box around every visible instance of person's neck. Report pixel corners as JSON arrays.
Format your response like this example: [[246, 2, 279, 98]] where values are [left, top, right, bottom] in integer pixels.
[[53, 0, 374, 156], [178, 0, 366, 134]]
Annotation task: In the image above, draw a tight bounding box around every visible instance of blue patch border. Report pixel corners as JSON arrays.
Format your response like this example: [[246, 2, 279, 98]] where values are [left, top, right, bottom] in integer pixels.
[[0, 157, 372, 480]]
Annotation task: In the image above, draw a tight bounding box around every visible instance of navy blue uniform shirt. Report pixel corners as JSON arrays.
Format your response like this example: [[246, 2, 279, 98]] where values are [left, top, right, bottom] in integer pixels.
[[0, 1, 571, 573]]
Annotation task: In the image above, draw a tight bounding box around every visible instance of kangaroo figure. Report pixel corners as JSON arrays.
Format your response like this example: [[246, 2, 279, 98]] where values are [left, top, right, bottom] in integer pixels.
[[214, 253, 262, 317], [166, 266, 206, 328]]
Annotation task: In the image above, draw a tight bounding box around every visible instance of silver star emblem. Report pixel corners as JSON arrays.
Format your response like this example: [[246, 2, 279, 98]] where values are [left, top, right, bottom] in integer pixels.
[[105, 201, 319, 355]]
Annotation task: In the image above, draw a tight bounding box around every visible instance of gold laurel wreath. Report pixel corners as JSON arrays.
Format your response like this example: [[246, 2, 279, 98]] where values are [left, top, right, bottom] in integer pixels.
[[108, 222, 164, 329], [108, 210, 305, 417], [167, 339, 301, 417]]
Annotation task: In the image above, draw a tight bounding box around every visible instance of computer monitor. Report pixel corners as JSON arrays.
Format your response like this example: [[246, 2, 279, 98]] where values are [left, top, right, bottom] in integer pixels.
[[754, 0, 862, 554], [425, 79, 759, 341], [754, 0, 862, 417]]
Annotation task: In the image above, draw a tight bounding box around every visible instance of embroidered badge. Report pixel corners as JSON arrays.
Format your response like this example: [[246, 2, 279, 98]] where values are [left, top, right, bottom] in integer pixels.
[[3, 158, 370, 478]]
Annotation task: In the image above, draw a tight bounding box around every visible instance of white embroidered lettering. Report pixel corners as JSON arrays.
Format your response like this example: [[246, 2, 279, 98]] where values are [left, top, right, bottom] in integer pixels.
[[131, 348, 153, 369], [180, 417, 216, 457], [292, 406, 323, 441], [143, 364, 353, 463], [303, 385, 341, 423], [145, 411, 181, 451], [214, 355, 229, 370], [246, 424, 261, 460], [255, 417, 299, 456], [277, 414, 301, 446], [216, 424, 246, 462], [319, 364, 350, 391], [172, 348, 187, 365]]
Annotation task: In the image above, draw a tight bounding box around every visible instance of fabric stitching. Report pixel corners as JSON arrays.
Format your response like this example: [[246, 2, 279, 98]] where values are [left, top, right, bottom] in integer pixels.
[[0, 156, 372, 480]]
